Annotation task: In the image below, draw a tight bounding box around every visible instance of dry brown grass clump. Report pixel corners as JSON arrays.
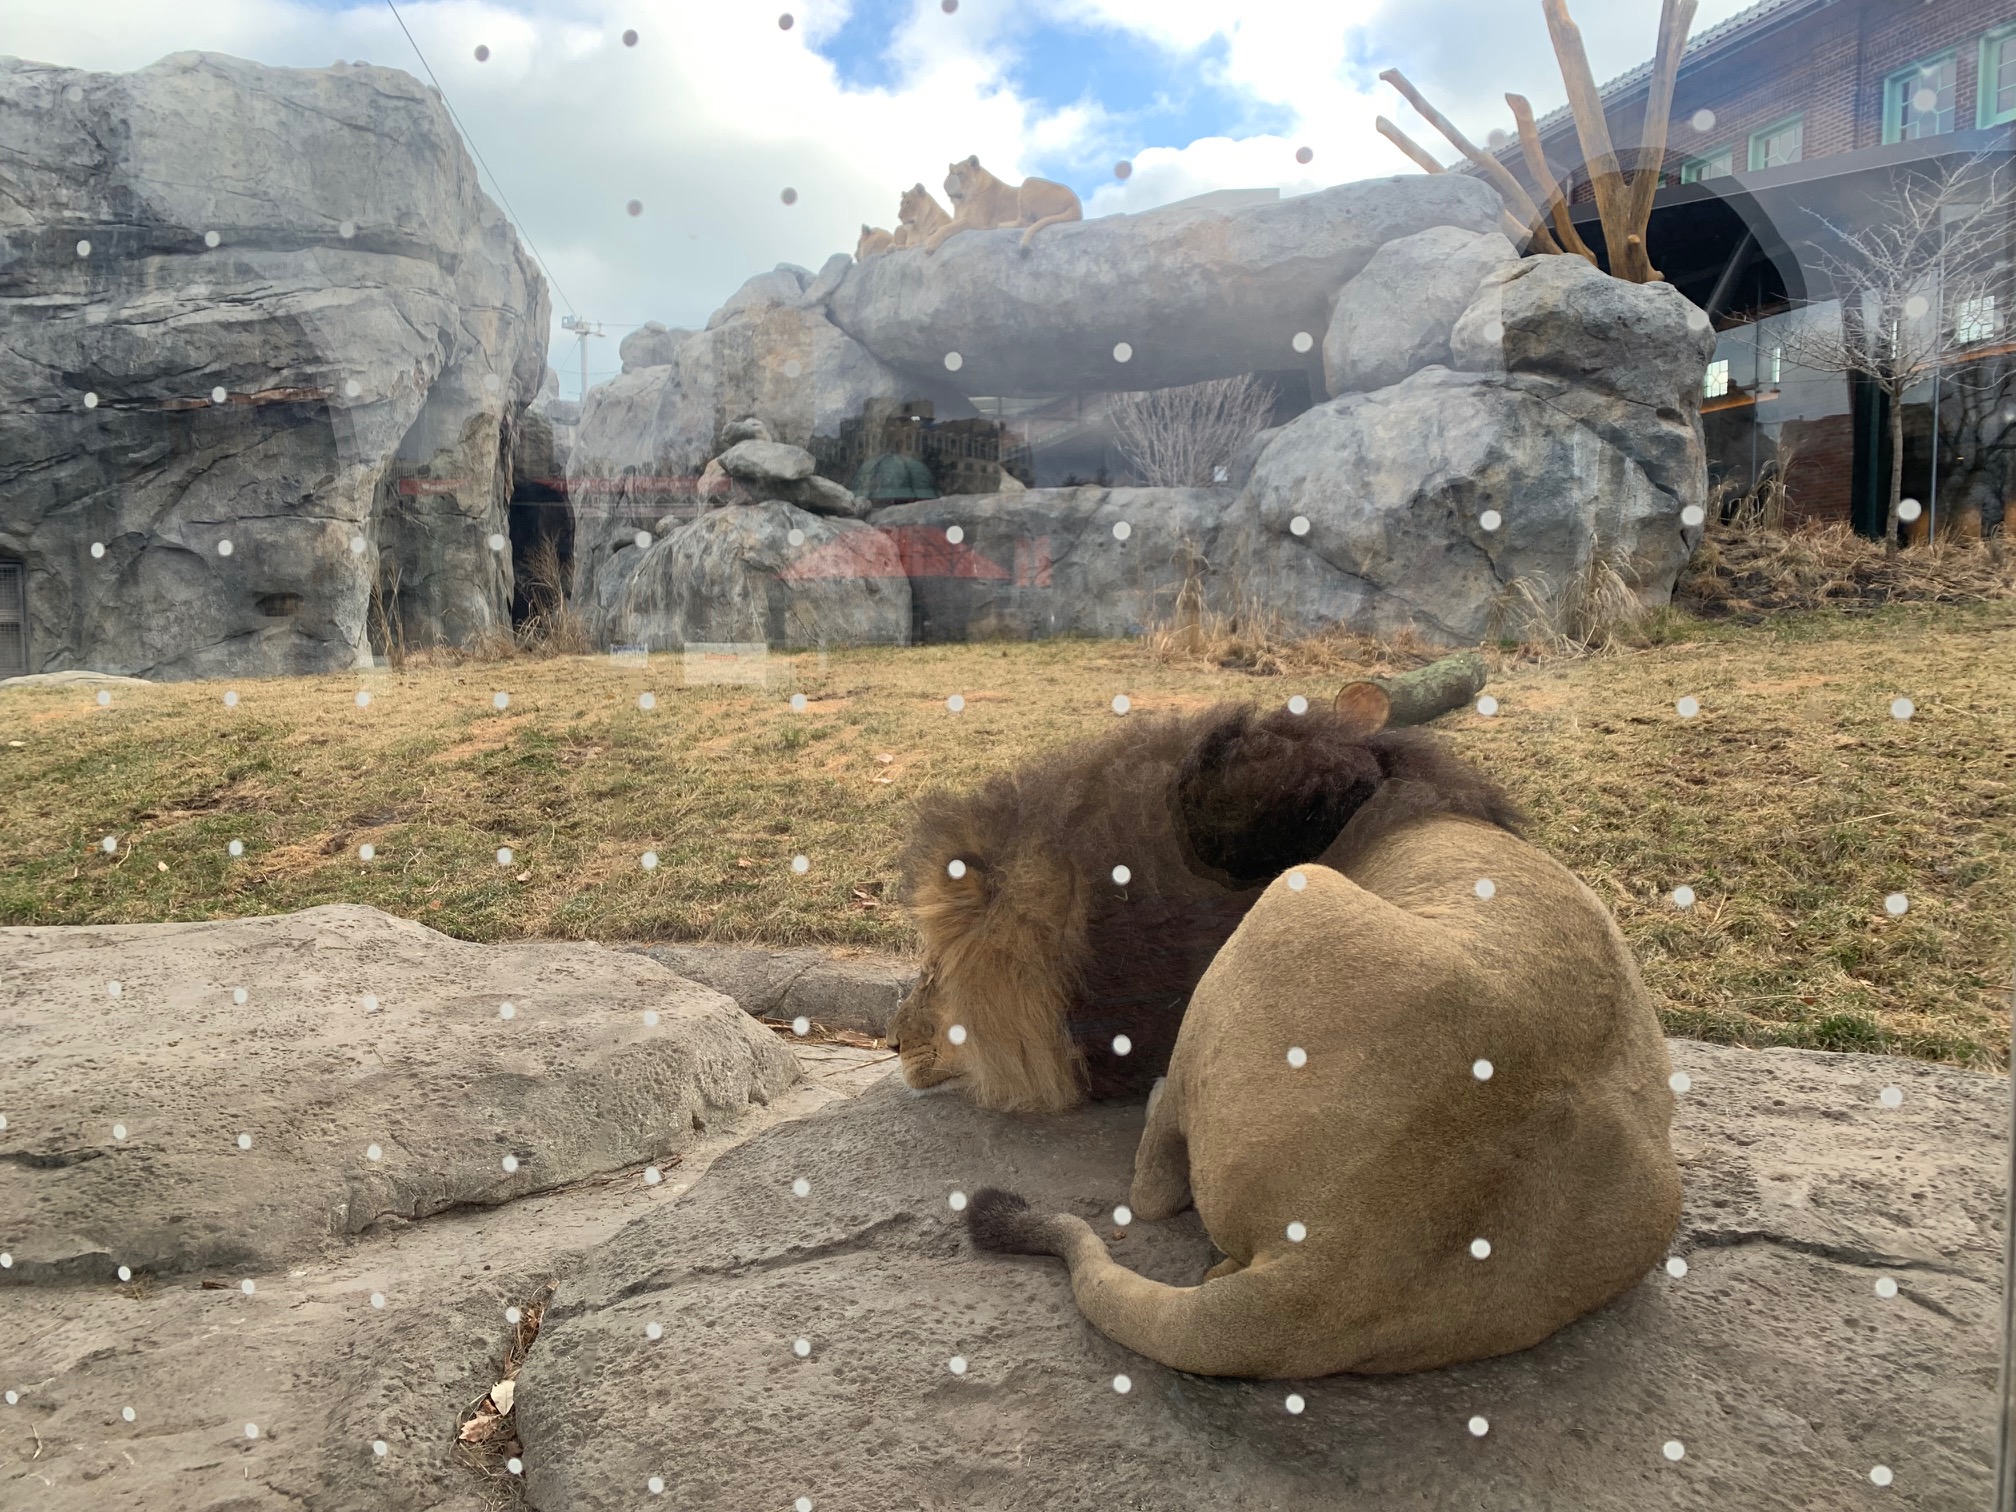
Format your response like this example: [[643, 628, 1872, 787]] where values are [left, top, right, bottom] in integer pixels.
[[1681, 519, 2014, 619]]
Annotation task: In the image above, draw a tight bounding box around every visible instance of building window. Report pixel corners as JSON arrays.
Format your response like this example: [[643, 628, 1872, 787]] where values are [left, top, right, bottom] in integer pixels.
[[0, 557, 26, 678], [1981, 25, 2016, 127], [1680, 148, 1733, 184], [1955, 294, 1998, 345], [1770, 345, 1783, 385], [1884, 53, 1957, 143], [1749, 115, 1804, 170], [1703, 359, 1731, 399]]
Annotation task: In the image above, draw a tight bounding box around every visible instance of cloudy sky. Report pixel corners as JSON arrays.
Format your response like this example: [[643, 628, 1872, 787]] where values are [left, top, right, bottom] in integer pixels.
[[9, 0, 1759, 395]]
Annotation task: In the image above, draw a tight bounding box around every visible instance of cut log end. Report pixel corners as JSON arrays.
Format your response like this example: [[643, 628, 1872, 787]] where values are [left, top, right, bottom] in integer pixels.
[[1371, 652, 1491, 728]]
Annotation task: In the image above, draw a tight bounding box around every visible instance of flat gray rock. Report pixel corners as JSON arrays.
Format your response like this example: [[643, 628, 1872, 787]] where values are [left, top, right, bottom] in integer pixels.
[[515, 1041, 2006, 1511], [630, 943, 917, 1037], [718, 438, 818, 485], [0, 904, 799, 1281]]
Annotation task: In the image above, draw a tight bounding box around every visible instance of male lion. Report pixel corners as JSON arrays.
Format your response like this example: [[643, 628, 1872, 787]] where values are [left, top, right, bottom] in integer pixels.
[[921, 155, 1082, 253], [890, 183, 952, 249], [887, 684, 1521, 1112], [964, 683, 1683, 1378]]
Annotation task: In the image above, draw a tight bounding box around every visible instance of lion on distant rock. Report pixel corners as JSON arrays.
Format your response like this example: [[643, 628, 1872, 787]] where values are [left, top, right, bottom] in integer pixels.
[[891, 183, 953, 250], [922, 155, 1082, 253]]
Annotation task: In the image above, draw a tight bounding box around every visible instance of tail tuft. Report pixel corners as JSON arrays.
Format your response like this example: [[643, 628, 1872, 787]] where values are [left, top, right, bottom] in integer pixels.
[[964, 1187, 1059, 1256]]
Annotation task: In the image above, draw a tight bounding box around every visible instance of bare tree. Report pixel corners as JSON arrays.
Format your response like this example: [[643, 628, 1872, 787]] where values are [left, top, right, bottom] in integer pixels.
[[1781, 154, 2016, 553], [1108, 374, 1277, 488]]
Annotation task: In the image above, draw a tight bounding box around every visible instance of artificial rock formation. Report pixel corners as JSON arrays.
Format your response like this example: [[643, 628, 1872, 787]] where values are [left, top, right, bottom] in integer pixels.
[[0, 52, 550, 679]]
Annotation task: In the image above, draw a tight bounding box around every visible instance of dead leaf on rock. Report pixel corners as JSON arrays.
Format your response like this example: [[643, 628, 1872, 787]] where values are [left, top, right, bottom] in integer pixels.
[[458, 1409, 504, 1444], [490, 1378, 515, 1416]]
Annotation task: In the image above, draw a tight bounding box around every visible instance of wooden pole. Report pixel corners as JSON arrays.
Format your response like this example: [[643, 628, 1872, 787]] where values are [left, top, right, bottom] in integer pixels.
[[1507, 93, 1597, 264], [1621, 0, 1699, 281], [1376, 117, 1538, 248], [1379, 68, 1562, 254], [1541, 0, 1646, 280]]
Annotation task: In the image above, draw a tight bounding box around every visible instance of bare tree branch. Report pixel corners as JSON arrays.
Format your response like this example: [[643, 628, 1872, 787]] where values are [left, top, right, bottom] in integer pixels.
[[1109, 376, 1278, 488]]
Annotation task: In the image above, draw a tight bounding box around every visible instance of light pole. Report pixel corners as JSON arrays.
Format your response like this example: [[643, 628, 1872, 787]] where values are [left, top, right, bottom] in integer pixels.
[[560, 315, 606, 404]]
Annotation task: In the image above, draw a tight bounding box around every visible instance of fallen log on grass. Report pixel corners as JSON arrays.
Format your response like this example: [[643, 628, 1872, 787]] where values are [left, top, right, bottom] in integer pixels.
[[1368, 651, 1490, 727]]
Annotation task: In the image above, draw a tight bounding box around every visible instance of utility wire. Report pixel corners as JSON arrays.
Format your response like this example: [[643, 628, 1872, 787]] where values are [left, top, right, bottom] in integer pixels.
[[383, 0, 578, 321]]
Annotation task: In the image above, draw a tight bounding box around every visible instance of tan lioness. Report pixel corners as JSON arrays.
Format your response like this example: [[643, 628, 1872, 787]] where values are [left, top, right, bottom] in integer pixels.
[[922, 155, 1082, 253], [890, 183, 953, 249], [856, 224, 895, 260], [967, 683, 1683, 1378]]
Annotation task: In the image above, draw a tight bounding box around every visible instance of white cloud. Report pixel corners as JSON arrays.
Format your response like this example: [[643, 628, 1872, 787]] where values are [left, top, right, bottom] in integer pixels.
[[5, 0, 1769, 393]]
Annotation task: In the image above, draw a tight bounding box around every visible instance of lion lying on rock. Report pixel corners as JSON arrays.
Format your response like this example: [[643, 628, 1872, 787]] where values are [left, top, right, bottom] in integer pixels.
[[923, 155, 1081, 252], [858, 185, 954, 260], [964, 684, 1682, 1378], [889, 684, 1521, 1111]]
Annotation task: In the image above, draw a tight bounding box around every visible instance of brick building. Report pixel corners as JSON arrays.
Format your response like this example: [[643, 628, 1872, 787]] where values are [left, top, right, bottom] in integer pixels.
[[1475, 0, 2016, 536]]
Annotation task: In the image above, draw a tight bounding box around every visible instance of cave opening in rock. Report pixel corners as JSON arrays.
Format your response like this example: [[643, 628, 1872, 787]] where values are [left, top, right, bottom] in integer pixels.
[[508, 487, 573, 631]]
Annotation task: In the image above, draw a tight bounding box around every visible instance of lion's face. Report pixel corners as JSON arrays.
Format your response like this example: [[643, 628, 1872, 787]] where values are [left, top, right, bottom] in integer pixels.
[[898, 187, 930, 224], [886, 964, 964, 1091], [944, 156, 981, 207]]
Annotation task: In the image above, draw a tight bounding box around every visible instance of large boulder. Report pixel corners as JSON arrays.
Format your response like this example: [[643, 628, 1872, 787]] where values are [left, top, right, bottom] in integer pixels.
[[602, 502, 909, 650], [1324, 226, 1519, 395], [0, 52, 549, 679], [871, 487, 1228, 641], [1225, 367, 1702, 644], [0, 904, 798, 1282], [822, 174, 1503, 396], [717, 438, 817, 486], [618, 320, 690, 373]]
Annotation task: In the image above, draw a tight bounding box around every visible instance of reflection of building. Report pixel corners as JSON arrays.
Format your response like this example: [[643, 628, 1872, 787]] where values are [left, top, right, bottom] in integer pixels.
[[1474, 0, 2016, 536], [815, 398, 1034, 498]]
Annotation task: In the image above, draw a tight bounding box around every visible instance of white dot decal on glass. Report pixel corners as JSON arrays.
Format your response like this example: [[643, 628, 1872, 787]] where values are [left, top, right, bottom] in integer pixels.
[[1113, 342, 1132, 363], [1287, 870, 1307, 891], [500, 1001, 516, 1020], [1669, 1071, 1692, 1093], [1111, 865, 1131, 885], [1876, 1277, 1898, 1298], [1286, 1393, 1306, 1414], [1470, 1238, 1492, 1260], [1885, 892, 1909, 917], [246, 1423, 259, 1440], [648, 1475, 665, 1494], [793, 1177, 811, 1197], [1681, 503, 1706, 528], [644, 1165, 661, 1185], [638, 692, 656, 711], [783, 360, 802, 378], [1112, 1374, 1132, 1394], [371, 1292, 385, 1308], [1469, 1415, 1490, 1437], [356, 690, 371, 707], [641, 851, 659, 870], [241, 1279, 256, 1295], [487, 532, 506, 552], [789, 693, 810, 713], [1112, 1035, 1132, 1056], [1287, 694, 1309, 715], [232, 987, 249, 1005], [646, 1320, 664, 1339], [791, 533, 808, 553], [1691, 108, 1716, 132], [1291, 331, 1313, 354], [1287, 1046, 1307, 1068], [1113, 1206, 1132, 1227], [359, 844, 375, 861], [944, 351, 963, 371], [1662, 1440, 1685, 1462], [373, 1439, 388, 1457], [122, 1405, 135, 1422], [108, 979, 122, 996], [1676, 696, 1700, 719], [339, 219, 357, 238], [344, 379, 362, 398], [101, 835, 118, 853], [224, 690, 239, 708], [97, 690, 111, 706], [75, 238, 93, 258], [948, 1355, 968, 1375], [1480, 509, 1502, 532], [948, 1190, 967, 1211], [1890, 697, 1914, 721], [210, 385, 228, 405], [84, 391, 99, 409], [1898, 498, 1923, 523], [947, 1024, 967, 1046], [946, 694, 965, 712], [508, 1458, 522, 1474], [1672, 885, 1696, 909], [1666, 1256, 1688, 1278], [505, 1306, 522, 1325], [364, 1142, 383, 1162], [1870, 1465, 1893, 1487], [113, 1123, 127, 1141], [634, 530, 652, 550], [482, 373, 501, 395], [1289, 514, 1310, 537], [229, 839, 245, 857], [502, 1155, 519, 1173], [946, 526, 965, 546], [1287, 1221, 1307, 1243], [92, 541, 106, 558], [1476, 695, 1499, 717], [947, 859, 966, 879], [1111, 694, 1131, 715], [1474, 878, 1496, 900], [791, 855, 810, 875], [795, 1500, 811, 1512], [237, 1132, 252, 1150], [1482, 320, 1505, 343], [496, 847, 513, 866], [793, 1337, 811, 1357], [781, 187, 798, 206], [1472, 1058, 1493, 1081], [1296, 146, 1314, 164], [475, 44, 491, 61], [1879, 1086, 1903, 1108], [119, 1263, 132, 1281], [1685, 308, 1711, 333], [791, 1016, 810, 1036], [492, 692, 510, 710]]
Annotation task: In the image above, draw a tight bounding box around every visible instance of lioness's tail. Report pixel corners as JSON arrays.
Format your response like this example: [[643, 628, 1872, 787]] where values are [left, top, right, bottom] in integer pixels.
[[966, 1188, 1069, 1255], [964, 1188, 1301, 1377]]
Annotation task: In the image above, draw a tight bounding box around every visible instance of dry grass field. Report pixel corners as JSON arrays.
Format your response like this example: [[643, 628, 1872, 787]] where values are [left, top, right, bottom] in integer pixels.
[[2, 588, 2011, 1070]]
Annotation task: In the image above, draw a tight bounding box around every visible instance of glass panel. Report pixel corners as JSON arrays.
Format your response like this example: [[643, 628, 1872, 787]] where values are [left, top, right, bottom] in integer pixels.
[[2, 5, 2009, 1510], [1996, 34, 2016, 120]]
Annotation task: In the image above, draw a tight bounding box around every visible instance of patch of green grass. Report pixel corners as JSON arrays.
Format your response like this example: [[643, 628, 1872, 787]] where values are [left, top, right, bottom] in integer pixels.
[[2, 601, 2011, 1068]]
